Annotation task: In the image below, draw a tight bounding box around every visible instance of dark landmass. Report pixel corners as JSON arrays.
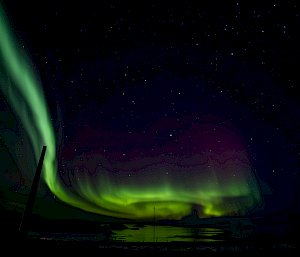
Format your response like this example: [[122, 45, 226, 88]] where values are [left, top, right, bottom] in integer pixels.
[[1, 204, 299, 256]]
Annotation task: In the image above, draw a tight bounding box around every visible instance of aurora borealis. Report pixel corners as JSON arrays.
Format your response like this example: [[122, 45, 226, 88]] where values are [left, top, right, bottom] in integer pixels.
[[0, 3, 261, 219], [60, 114, 262, 219], [1, 1, 300, 223], [0, 3, 67, 207]]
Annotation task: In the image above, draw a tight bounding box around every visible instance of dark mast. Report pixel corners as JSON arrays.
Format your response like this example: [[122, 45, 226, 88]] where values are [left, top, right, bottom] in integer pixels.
[[19, 145, 47, 238]]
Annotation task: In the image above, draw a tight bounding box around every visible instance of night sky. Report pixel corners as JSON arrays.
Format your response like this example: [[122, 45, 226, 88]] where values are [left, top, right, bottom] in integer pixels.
[[1, 0, 300, 220]]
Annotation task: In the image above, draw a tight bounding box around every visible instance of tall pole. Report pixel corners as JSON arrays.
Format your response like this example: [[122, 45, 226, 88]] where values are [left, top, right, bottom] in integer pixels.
[[19, 146, 47, 238], [153, 204, 156, 242]]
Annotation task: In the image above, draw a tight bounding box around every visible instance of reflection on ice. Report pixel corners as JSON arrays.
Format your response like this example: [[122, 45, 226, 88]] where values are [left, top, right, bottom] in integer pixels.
[[111, 224, 225, 242]]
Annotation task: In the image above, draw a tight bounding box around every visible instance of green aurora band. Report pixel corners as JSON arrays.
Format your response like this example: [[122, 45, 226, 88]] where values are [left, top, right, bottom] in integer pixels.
[[0, 5, 262, 220], [0, 4, 86, 212]]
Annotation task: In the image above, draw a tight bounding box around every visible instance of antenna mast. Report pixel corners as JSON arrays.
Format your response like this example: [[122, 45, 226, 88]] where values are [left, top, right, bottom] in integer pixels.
[[19, 146, 47, 238]]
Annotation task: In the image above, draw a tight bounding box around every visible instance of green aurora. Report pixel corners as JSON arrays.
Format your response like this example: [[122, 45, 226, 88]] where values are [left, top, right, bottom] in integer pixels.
[[0, 4, 262, 220]]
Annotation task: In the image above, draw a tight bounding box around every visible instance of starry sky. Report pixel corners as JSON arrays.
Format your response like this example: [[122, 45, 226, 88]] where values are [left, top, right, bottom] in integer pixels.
[[0, 0, 300, 220]]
